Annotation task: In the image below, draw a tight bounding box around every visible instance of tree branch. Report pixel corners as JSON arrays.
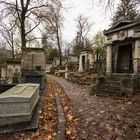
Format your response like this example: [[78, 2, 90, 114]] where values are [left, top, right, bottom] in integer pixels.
[[25, 22, 40, 35], [20, 0, 24, 10], [0, 1, 15, 7], [15, 0, 21, 23], [27, 4, 49, 12], [26, 37, 42, 42], [25, 0, 30, 12]]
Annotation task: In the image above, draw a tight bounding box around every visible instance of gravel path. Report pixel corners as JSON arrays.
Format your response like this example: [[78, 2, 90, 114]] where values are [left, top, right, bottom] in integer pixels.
[[50, 75, 140, 140]]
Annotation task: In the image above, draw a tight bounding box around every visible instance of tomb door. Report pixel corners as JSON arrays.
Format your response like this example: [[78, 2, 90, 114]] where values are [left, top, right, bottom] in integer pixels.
[[117, 44, 133, 73], [82, 55, 85, 71]]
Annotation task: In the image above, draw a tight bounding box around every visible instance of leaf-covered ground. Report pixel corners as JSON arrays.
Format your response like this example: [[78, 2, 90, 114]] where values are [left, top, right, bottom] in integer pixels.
[[51, 75, 140, 140], [0, 77, 58, 140], [0, 75, 140, 140], [53, 80, 88, 139]]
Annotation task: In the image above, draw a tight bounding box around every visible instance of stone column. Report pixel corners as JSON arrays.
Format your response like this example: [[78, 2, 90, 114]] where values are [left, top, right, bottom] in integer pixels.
[[134, 39, 140, 74], [106, 45, 112, 75], [78, 55, 84, 72], [65, 65, 68, 79], [1, 68, 6, 81], [84, 54, 87, 71]]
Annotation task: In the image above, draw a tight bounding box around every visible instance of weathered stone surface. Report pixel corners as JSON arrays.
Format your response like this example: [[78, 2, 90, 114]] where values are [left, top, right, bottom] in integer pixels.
[[0, 83, 40, 126]]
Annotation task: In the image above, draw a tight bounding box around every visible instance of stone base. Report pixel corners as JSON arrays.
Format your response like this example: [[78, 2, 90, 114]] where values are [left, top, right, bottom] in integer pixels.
[[0, 91, 44, 133], [0, 106, 36, 126]]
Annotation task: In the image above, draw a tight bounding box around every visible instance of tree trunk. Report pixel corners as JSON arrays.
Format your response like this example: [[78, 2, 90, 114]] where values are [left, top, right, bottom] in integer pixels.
[[11, 47, 15, 58], [11, 34, 15, 58], [56, 32, 62, 66], [21, 18, 26, 48]]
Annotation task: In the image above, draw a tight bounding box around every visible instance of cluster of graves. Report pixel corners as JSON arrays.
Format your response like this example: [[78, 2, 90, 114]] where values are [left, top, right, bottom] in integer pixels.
[[0, 47, 46, 133], [66, 20, 140, 96], [0, 19, 139, 133], [44, 20, 140, 96]]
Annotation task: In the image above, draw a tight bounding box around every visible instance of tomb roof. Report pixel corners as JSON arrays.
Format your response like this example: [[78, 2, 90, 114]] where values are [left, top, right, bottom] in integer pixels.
[[104, 19, 140, 35]]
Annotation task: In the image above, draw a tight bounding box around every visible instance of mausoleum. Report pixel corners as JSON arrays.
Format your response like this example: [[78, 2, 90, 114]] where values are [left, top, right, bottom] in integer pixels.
[[104, 20, 140, 75], [90, 20, 140, 96], [78, 47, 94, 72]]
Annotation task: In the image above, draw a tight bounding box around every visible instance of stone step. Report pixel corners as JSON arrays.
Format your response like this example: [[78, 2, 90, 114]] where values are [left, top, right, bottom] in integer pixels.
[[110, 74, 134, 79], [102, 82, 121, 88], [105, 80, 121, 84], [99, 86, 121, 92], [98, 87, 122, 94], [96, 89, 123, 97], [106, 76, 133, 83]]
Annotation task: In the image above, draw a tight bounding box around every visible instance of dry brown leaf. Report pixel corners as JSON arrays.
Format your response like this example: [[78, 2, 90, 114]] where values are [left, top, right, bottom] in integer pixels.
[[67, 114, 73, 121], [64, 106, 68, 111], [44, 135, 52, 140], [34, 131, 40, 137], [66, 128, 72, 135]]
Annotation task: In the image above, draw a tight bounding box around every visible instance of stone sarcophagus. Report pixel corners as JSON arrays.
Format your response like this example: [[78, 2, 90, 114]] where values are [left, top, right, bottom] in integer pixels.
[[0, 83, 40, 126]]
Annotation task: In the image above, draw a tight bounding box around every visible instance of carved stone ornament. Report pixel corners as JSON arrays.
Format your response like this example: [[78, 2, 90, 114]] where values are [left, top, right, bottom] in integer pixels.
[[118, 30, 127, 40]]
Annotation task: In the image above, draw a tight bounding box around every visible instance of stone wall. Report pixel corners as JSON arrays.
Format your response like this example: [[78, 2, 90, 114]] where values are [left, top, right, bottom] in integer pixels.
[[21, 48, 46, 71]]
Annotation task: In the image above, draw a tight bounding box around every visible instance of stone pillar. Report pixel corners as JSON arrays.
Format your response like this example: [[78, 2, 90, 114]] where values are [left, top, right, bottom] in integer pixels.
[[78, 55, 84, 72], [84, 54, 87, 71], [134, 39, 140, 74], [65, 65, 68, 79], [106, 45, 112, 74]]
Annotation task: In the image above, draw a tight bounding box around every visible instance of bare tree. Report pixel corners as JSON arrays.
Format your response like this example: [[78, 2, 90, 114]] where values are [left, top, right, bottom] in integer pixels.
[[72, 15, 93, 55], [0, 0, 55, 49], [75, 15, 93, 47], [91, 0, 139, 11], [41, 1, 63, 66], [0, 20, 16, 58]]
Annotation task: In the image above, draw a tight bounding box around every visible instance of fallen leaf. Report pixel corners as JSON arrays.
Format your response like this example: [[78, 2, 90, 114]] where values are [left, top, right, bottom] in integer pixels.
[[67, 114, 73, 121], [45, 135, 52, 140], [66, 128, 72, 135]]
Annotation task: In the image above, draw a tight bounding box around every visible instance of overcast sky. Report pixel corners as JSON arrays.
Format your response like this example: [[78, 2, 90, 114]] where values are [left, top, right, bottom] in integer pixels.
[[62, 0, 120, 43]]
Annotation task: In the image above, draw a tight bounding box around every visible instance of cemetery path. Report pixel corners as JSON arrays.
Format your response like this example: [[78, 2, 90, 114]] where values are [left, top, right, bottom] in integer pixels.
[[0, 75, 139, 140], [50, 75, 140, 140]]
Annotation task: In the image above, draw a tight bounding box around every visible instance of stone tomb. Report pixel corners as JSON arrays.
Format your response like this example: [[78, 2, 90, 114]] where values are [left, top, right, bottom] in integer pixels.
[[104, 20, 140, 74], [78, 47, 94, 72], [0, 83, 40, 126]]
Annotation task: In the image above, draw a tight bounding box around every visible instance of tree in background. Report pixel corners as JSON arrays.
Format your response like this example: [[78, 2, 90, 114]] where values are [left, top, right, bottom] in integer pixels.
[[0, 22, 16, 58], [47, 48, 59, 61], [72, 32, 84, 56], [91, 0, 139, 11], [72, 15, 93, 55], [0, 0, 57, 49], [41, 0, 63, 66], [111, 0, 139, 25], [92, 31, 106, 61]]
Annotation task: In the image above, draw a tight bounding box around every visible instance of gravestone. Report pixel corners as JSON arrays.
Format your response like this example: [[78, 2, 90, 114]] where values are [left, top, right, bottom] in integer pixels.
[[0, 83, 40, 126], [24, 71, 44, 90], [0, 84, 16, 94]]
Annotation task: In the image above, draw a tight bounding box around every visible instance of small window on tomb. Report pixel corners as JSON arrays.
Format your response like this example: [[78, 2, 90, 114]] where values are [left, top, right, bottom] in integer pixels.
[[36, 66, 41, 70]]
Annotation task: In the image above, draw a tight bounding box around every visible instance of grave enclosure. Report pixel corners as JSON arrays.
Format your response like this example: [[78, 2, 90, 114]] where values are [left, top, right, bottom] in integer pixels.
[[0, 83, 40, 132], [0, 47, 47, 133]]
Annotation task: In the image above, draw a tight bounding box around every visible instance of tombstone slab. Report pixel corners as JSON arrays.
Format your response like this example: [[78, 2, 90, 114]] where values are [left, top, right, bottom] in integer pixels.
[[0, 83, 40, 126]]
